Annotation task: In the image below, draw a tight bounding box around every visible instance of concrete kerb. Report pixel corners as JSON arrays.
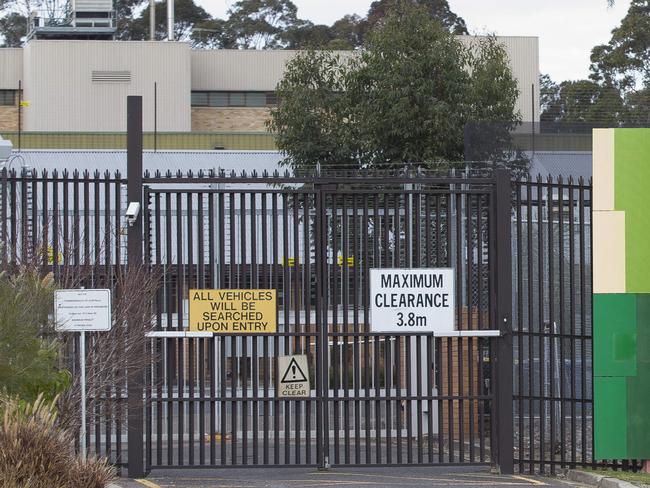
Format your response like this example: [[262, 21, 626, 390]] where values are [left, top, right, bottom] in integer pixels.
[[566, 469, 640, 488]]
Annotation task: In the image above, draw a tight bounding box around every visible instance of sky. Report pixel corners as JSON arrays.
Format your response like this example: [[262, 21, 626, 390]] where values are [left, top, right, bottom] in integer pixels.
[[197, 0, 633, 83]]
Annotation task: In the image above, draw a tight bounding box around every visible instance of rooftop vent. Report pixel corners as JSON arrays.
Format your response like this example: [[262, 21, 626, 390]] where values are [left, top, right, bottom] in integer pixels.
[[92, 70, 131, 83]]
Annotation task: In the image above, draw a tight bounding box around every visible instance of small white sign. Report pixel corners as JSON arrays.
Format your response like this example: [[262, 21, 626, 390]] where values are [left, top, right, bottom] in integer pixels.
[[370, 268, 455, 333], [55, 289, 112, 332], [277, 355, 310, 398]]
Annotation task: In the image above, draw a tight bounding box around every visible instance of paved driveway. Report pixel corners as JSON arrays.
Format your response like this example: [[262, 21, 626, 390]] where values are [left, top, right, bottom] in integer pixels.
[[115, 466, 589, 488]]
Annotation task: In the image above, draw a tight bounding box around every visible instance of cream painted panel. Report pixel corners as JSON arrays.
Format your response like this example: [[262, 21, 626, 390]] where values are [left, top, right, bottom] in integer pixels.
[[593, 129, 615, 211], [593, 210, 626, 293]]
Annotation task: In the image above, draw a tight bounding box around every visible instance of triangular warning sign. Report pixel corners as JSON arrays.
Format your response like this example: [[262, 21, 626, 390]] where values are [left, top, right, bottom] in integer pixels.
[[280, 357, 308, 383]]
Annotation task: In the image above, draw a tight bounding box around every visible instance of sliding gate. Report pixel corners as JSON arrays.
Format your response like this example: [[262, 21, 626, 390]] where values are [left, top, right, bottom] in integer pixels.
[[143, 170, 512, 469]]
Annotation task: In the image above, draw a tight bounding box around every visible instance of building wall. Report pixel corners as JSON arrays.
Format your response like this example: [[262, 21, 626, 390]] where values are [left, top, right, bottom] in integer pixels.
[[0, 48, 23, 89], [192, 107, 271, 132], [22, 41, 191, 132]]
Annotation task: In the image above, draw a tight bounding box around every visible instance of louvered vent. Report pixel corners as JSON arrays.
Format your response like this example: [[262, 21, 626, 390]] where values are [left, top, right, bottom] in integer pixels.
[[91, 70, 131, 83]]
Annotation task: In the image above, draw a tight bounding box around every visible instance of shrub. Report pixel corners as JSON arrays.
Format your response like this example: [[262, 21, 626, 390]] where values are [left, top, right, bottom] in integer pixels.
[[0, 394, 115, 488], [0, 268, 70, 402]]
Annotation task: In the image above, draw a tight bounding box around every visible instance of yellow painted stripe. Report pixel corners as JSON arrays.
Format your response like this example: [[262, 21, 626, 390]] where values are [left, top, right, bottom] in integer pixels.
[[511, 474, 546, 486], [134, 479, 161, 488]]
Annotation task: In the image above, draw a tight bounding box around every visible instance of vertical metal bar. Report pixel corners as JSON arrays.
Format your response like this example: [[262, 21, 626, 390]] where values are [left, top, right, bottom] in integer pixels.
[[527, 177, 534, 472], [558, 177, 566, 470], [568, 178, 576, 469], [456, 191, 464, 464], [293, 192, 301, 465], [352, 194, 360, 465], [475, 193, 484, 463], [219, 192, 227, 466], [261, 192, 270, 465], [187, 192, 195, 466], [240, 193, 248, 465], [251, 192, 259, 465], [198, 192, 206, 466], [331, 192, 340, 465], [467, 192, 476, 464], [303, 193, 312, 465], [516, 182, 523, 471], [537, 175, 546, 473], [208, 191, 216, 466], [229, 192, 237, 465], [578, 179, 587, 466], [494, 169, 513, 474], [282, 193, 290, 464], [1, 168, 7, 267], [272, 192, 280, 465], [165, 191, 173, 466], [342, 193, 350, 465], [126, 96, 145, 478], [547, 176, 556, 474], [364, 194, 372, 464], [176, 191, 184, 466]]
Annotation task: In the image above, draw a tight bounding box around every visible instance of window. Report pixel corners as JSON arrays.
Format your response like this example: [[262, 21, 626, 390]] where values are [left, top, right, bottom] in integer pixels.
[[0, 90, 16, 106], [191, 91, 277, 108]]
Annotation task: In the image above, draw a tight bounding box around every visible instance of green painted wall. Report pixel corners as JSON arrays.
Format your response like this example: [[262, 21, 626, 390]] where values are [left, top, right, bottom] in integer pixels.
[[594, 128, 650, 460]]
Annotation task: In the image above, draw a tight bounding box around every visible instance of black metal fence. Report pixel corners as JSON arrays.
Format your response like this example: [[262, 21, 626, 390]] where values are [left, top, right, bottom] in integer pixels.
[[0, 166, 637, 475]]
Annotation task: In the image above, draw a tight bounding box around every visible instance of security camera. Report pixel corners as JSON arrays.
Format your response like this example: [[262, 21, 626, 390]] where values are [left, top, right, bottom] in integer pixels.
[[125, 202, 141, 226]]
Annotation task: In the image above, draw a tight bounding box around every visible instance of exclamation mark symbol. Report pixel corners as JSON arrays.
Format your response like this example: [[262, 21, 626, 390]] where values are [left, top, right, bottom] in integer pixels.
[[292, 365, 296, 380]]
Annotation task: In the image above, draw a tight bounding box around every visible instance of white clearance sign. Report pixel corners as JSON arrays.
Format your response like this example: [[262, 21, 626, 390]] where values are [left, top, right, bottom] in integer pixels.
[[370, 268, 455, 333]]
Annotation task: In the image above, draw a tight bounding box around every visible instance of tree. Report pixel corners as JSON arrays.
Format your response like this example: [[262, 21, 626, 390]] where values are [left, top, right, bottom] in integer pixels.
[[269, 3, 520, 171], [540, 79, 625, 126], [282, 21, 334, 49], [0, 269, 70, 403], [120, 0, 211, 41], [365, 0, 468, 35], [0, 12, 26, 46], [590, 0, 650, 90], [226, 0, 300, 49]]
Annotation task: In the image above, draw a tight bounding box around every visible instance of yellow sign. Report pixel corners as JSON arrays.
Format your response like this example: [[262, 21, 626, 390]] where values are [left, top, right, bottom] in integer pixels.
[[188, 289, 277, 333], [19, 101, 30, 107], [337, 255, 354, 267], [47, 246, 63, 265], [283, 256, 296, 267]]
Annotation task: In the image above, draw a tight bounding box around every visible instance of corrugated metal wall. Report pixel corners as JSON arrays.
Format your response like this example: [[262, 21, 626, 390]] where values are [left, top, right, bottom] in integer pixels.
[[460, 36, 538, 123], [0, 48, 23, 89], [22, 41, 191, 132], [192, 37, 539, 122]]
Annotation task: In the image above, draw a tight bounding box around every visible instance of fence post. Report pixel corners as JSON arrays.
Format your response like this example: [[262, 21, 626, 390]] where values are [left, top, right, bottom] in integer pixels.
[[127, 96, 145, 478], [494, 168, 514, 474]]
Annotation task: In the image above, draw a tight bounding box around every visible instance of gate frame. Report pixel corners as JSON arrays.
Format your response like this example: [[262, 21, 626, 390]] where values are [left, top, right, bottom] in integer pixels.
[[125, 162, 515, 476]]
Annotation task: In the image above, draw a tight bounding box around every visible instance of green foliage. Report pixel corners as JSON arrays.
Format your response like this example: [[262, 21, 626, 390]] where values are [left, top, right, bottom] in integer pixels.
[[590, 0, 650, 90], [226, 0, 299, 49], [540, 77, 625, 126], [0, 12, 26, 47], [119, 0, 212, 41], [269, 3, 520, 171], [0, 394, 115, 488], [365, 0, 468, 35], [0, 269, 70, 403]]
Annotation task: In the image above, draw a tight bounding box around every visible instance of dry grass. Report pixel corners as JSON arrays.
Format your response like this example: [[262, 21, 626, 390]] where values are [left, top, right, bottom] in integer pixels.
[[0, 394, 115, 488]]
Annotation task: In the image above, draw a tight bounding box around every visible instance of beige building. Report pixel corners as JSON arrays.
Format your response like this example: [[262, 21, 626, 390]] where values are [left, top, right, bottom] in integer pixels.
[[0, 37, 539, 134]]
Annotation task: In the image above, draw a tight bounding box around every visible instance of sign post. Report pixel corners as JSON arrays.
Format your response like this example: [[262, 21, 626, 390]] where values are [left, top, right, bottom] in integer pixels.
[[54, 288, 112, 460]]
